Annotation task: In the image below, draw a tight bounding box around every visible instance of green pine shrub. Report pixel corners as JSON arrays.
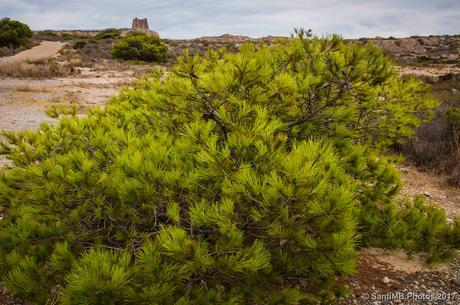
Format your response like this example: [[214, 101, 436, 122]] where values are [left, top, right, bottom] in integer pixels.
[[0, 30, 457, 304], [0, 17, 33, 48], [111, 32, 167, 62]]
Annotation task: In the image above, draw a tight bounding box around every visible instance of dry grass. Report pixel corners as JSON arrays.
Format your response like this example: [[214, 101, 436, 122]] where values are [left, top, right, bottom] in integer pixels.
[[0, 59, 80, 78], [13, 85, 52, 92]]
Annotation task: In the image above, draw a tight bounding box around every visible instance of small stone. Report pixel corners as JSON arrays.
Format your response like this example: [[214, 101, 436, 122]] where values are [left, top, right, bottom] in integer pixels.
[[397, 275, 406, 282], [383, 276, 391, 284], [451, 278, 460, 286], [430, 281, 440, 287], [423, 191, 431, 197]]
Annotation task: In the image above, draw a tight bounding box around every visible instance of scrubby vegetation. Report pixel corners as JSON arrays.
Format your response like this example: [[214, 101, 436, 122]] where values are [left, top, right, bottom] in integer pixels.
[[95, 28, 122, 40], [0, 17, 35, 57], [0, 30, 459, 304], [111, 32, 167, 62], [401, 73, 460, 186], [0, 58, 80, 78]]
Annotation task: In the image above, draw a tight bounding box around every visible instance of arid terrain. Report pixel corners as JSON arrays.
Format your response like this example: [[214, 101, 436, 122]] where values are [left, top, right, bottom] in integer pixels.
[[0, 32, 459, 304]]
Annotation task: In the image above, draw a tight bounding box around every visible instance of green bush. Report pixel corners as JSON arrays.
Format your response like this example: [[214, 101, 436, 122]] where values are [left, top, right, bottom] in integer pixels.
[[0, 30, 457, 304], [39, 30, 58, 37], [0, 17, 33, 48], [95, 28, 121, 40], [446, 107, 460, 132], [73, 40, 87, 49], [111, 32, 167, 62]]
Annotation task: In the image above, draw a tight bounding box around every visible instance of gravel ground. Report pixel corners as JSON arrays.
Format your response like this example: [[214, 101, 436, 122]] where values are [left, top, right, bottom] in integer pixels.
[[340, 253, 460, 305]]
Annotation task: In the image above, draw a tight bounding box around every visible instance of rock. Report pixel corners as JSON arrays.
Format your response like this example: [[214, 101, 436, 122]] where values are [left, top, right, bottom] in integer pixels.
[[383, 276, 391, 284], [397, 275, 406, 282], [430, 281, 440, 287], [451, 278, 460, 286], [423, 191, 431, 197]]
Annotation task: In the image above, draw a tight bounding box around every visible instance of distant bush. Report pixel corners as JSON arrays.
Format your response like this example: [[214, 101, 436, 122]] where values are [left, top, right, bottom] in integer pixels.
[[73, 40, 87, 49], [111, 32, 167, 62], [0, 18, 33, 48], [401, 73, 460, 186], [95, 28, 121, 40], [38, 30, 58, 37], [0, 29, 458, 304]]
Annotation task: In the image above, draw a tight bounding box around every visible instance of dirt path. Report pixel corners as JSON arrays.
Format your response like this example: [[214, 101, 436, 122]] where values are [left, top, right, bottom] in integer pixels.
[[0, 41, 66, 64]]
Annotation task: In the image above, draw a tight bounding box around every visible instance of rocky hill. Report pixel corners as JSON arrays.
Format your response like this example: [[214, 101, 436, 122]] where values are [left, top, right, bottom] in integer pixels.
[[164, 34, 460, 66]]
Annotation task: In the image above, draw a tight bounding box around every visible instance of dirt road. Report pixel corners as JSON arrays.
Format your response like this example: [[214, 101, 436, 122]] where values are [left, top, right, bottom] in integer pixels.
[[0, 41, 66, 64]]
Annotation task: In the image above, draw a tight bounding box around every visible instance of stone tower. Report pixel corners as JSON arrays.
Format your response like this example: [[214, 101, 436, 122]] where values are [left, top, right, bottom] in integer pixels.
[[131, 18, 149, 31]]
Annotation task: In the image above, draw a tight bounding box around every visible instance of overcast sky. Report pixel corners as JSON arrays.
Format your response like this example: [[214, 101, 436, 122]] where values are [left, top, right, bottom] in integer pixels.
[[1, 0, 459, 39]]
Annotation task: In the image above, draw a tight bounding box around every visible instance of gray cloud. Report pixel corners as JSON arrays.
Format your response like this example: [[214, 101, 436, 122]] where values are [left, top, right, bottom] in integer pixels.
[[0, 0, 459, 38]]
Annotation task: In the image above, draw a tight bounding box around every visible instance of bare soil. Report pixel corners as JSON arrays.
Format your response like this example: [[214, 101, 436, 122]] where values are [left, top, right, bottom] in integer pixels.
[[398, 65, 460, 78], [399, 164, 460, 218], [0, 67, 137, 168]]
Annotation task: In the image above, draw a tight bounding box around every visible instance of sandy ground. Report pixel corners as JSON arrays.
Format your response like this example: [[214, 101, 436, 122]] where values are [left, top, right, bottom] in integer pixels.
[[399, 165, 460, 218], [0, 69, 135, 128], [0, 67, 136, 167], [399, 65, 460, 78], [0, 41, 66, 64]]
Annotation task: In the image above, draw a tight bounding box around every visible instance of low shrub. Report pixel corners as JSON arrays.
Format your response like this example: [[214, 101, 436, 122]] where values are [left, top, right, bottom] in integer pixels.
[[73, 40, 87, 49], [111, 32, 167, 62], [0, 30, 457, 304], [95, 28, 121, 40], [400, 73, 460, 185]]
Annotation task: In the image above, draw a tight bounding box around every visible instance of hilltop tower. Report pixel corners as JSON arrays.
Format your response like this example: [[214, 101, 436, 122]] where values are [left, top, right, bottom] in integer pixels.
[[132, 18, 149, 31]]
